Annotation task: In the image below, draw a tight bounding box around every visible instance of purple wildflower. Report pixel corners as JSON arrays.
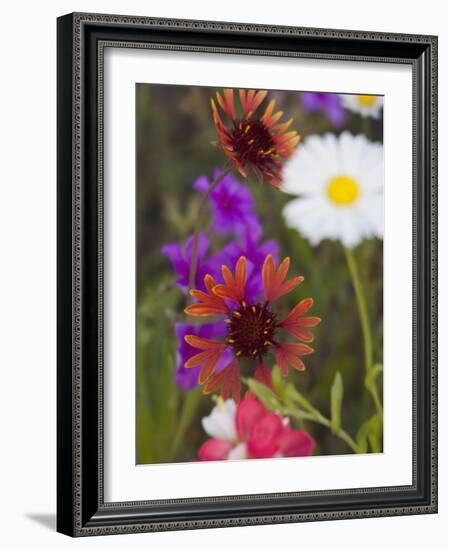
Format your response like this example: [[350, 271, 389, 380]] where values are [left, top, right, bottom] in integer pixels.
[[175, 322, 233, 390], [301, 92, 346, 127], [193, 170, 261, 237], [161, 233, 219, 293]]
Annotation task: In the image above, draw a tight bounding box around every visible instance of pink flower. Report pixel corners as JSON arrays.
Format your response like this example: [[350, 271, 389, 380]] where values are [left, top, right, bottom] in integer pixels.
[[198, 397, 315, 461]]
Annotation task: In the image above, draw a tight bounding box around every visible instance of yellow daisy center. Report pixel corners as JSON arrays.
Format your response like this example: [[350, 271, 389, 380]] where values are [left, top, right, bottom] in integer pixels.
[[357, 95, 377, 107], [327, 175, 360, 205]]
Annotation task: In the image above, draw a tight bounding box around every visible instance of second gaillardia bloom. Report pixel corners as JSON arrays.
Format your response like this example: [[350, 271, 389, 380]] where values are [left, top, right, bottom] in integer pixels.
[[211, 89, 300, 189], [184, 255, 321, 400]]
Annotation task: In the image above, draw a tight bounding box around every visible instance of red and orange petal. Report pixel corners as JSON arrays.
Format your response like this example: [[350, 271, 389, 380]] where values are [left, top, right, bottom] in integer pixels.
[[245, 362, 276, 400], [185, 274, 229, 317], [280, 298, 322, 343], [239, 89, 268, 117], [203, 360, 241, 402], [215, 89, 236, 120], [183, 336, 228, 384], [212, 256, 247, 304], [210, 105, 232, 149], [211, 88, 300, 188], [273, 130, 300, 155], [262, 255, 304, 303], [260, 99, 285, 129], [274, 342, 314, 376]]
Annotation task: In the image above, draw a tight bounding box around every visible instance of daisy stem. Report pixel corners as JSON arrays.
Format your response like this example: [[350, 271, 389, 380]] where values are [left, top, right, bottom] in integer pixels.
[[187, 166, 232, 300], [344, 247, 382, 419], [344, 247, 372, 373]]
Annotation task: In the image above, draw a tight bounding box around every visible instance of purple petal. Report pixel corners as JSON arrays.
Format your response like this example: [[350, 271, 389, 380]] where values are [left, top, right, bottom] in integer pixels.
[[162, 234, 212, 292], [325, 103, 346, 127], [259, 239, 279, 264], [193, 175, 210, 192], [212, 167, 225, 181], [241, 216, 263, 244], [185, 232, 209, 261], [221, 240, 241, 261], [176, 364, 201, 390], [301, 92, 323, 112], [161, 242, 183, 264], [195, 169, 261, 239], [161, 242, 188, 285], [174, 321, 229, 390], [301, 92, 346, 128], [215, 348, 234, 372]]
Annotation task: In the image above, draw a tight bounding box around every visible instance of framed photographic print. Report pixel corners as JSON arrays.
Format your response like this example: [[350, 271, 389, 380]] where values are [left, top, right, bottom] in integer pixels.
[[57, 12, 438, 536]]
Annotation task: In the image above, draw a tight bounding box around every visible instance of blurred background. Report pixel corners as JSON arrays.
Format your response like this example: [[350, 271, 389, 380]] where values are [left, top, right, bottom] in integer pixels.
[[136, 84, 383, 464]]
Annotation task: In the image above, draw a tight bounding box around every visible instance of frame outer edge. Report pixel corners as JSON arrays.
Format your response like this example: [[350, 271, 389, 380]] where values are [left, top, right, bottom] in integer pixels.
[[57, 13, 76, 537], [58, 12, 438, 536]]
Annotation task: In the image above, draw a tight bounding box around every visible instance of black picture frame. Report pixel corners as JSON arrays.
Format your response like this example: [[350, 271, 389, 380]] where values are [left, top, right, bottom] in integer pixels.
[[57, 12, 438, 537]]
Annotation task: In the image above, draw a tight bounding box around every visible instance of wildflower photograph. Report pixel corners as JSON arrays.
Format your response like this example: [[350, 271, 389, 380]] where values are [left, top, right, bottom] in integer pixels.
[[136, 85, 384, 465]]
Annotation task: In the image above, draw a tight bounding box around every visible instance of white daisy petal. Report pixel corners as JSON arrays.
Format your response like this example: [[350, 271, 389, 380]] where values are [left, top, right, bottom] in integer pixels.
[[283, 149, 332, 195], [338, 209, 364, 248], [358, 193, 384, 238], [282, 132, 384, 248], [283, 197, 333, 243], [201, 399, 237, 441]]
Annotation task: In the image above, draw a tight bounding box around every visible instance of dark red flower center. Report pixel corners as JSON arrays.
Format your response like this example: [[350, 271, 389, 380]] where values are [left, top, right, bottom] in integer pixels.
[[230, 119, 276, 165], [226, 302, 277, 358]]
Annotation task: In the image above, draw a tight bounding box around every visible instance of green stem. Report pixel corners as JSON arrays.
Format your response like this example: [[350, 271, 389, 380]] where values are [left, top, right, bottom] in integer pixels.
[[169, 388, 202, 461], [344, 247, 372, 374], [187, 167, 231, 299], [285, 408, 360, 454], [344, 247, 382, 419]]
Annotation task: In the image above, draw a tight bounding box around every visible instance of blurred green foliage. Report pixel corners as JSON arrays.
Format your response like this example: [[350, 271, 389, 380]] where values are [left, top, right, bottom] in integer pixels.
[[136, 84, 383, 464]]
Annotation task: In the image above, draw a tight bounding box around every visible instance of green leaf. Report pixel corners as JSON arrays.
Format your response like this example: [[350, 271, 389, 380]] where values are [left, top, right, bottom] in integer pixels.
[[365, 364, 383, 391], [271, 365, 285, 398], [330, 371, 343, 434], [356, 415, 381, 453], [243, 378, 280, 411], [356, 434, 368, 454], [283, 383, 317, 415]]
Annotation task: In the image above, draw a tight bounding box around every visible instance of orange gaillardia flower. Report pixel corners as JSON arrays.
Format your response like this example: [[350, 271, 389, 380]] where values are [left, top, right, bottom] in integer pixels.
[[184, 255, 321, 401], [211, 89, 300, 189]]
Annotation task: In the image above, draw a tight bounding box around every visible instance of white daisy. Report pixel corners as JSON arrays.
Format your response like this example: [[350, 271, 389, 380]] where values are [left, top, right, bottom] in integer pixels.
[[282, 132, 383, 248], [341, 94, 383, 119]]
